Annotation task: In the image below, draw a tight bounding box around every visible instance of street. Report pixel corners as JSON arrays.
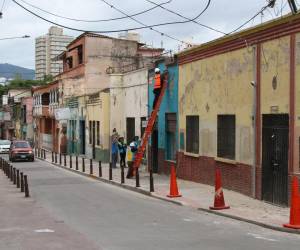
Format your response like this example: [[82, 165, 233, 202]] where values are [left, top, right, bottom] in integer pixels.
[[1, 156, 300, 250]]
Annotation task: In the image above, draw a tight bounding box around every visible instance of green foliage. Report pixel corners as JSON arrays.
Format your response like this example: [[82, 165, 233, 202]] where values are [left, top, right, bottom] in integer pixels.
[[0, 74, 54, 96]]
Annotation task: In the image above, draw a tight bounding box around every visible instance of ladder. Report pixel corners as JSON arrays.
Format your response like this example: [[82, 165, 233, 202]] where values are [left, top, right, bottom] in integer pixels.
[[133, 71, 168, 171]]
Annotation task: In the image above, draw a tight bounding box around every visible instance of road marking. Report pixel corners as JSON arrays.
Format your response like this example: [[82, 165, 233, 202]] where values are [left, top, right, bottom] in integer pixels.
[[247, 233, 279, 242], [34, 229, 55, 233], [183, 218, 192, 222]]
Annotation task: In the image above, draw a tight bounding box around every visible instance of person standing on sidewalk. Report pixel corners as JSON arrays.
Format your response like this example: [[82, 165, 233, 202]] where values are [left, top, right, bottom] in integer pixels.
[[126, 136, 139, 179], [111, 128, 119, 168], [118, 137, 127, 168]]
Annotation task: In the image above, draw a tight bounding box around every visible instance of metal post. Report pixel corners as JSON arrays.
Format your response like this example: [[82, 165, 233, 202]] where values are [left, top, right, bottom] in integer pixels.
[[121, 163, 125, 184], [109, 162, 112, 180], [76, 156, 78, 170], [24, 175, 29, 197], [59, 153, 62, 165], [82, 158, 85, 172], [17, 169, 20, 188], [149, 168, 154, 192], [10, 165, 13, 181], [69, 155, 72, 168], [64, 154, 66, 166], [52, 151, 54, 162], [90, 159, 93, 175], [34, 147, 37, 156], [55, 152, 57, 163], [135, 168, 140, 188], [98, 161, 102, 177], [38, 148, 40, 158], [13, 168, 16, 185], [20, 172, 24, 192], [44, 149, 46, 159], [0, 157, 2, 169]]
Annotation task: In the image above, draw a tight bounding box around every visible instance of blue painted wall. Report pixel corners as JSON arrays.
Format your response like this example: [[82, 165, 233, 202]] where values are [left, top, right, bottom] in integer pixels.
[[148, 59, 179, 158]]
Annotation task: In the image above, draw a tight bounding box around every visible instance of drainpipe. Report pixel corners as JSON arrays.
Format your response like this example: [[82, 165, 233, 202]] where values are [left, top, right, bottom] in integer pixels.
[[251, 45, 257, 198]]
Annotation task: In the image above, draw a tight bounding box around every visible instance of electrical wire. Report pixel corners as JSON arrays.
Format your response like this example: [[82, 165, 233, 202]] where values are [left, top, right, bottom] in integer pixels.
[[18, 0, 173, 23], [144, 0, 227, 35], [12, 0, 210, 45], [0, 0, 5, 12]]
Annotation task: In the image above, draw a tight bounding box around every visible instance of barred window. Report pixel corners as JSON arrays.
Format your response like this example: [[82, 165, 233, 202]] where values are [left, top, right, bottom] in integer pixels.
[[217, 115, 235, 160], [186, 116, 199, 154]]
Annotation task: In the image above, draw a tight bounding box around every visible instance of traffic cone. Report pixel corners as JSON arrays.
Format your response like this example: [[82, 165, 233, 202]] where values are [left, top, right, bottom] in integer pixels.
[[167, 164, 182, 198], [283, 176, 300, 229], [209, 168, 230, 210]]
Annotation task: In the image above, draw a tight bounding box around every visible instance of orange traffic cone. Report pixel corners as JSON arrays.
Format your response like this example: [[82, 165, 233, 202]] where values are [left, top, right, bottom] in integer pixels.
[[283, 176, 300, 229], [167, 164, 182, 198], [209, 168, 230, 210]]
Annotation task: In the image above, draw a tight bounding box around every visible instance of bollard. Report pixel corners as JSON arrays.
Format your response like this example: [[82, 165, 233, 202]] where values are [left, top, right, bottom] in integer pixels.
[[24, 175, 29, 197], [0, 157, 2, 170], [135, 168, 140, 188], [109, 162, 112, 180], [38, 148, 40, 158], [98, 161, 102, 177], [13, 168, 16, 185], [64, 154, 67, 166], [59, 153, 62, 165], [121, 163, 125, 184], [75, 156, 78, 170], [69, 155, 72, 169], [149, 168, 154, 192], [34, 147, 37, 156], [90, 159, 93, 175], [52, 151, 54, 162], [82, 158, 85, 172], [10, 165, 13, 181], [55, 152, 57, 163], [17, 169, 20, 188], [20, 172, 24, 192]]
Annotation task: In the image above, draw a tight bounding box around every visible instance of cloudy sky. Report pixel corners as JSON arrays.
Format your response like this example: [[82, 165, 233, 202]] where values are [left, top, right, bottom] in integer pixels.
[[0, 0, 293, 69]]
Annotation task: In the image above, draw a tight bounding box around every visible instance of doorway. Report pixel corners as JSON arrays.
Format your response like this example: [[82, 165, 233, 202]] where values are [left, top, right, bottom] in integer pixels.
[[79, 120, 85, 155], [151, 129, 159, 173], [262, 114, 289, 206], [126, 117, 135, 143]]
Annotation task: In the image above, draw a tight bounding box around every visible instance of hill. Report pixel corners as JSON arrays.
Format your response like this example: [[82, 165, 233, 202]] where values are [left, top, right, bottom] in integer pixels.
[[0, 63, 35, 80]]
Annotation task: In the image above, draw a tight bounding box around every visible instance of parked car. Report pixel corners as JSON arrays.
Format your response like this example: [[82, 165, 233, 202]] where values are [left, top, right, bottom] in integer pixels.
[[9, 140, 34, 162], [0, 140, 11, 153]]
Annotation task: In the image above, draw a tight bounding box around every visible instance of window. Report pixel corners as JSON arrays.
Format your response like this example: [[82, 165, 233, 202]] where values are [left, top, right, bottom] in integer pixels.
[[89, 121, 92, 144], [66, 56, 73, 69], [217, 115, 235, 160], [96, 121, 100, 146], [140, 117, 146, 139], [78, 45, 83, 64], [186, 116, 199, 154]]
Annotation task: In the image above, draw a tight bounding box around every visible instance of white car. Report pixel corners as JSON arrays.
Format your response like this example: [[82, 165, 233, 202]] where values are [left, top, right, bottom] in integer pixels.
[[0, 140, 11, 153]]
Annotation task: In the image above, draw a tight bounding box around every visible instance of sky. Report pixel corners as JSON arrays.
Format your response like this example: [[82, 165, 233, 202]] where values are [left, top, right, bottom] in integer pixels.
[[0, 0, 294, 70]]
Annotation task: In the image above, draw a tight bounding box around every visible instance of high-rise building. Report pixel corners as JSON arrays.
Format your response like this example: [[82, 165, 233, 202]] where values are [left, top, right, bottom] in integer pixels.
[[35, 26, 73, 80]]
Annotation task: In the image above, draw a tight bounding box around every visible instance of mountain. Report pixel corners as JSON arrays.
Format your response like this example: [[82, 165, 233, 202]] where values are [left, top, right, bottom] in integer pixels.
[[0, 63, 35, 80]]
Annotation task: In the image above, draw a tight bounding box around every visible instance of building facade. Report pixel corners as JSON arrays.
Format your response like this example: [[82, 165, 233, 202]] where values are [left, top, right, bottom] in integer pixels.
[[35, 26, 73, 80], [33, 82, 60, 151], [148, 58, 179, 174], [177, 13, 300, 206], [109, 68, 148, 145]]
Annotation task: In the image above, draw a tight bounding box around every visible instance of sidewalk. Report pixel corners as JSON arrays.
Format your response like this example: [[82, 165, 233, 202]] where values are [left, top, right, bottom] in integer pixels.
[[38, 150, 298, 234]]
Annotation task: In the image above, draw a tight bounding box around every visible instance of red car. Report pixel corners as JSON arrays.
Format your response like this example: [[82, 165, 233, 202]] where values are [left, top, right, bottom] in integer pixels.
[[9, 140, 34, 162]]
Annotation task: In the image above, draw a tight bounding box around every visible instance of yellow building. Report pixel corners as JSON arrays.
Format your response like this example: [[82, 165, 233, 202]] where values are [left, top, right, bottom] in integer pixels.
[[177, 13, 300, 206], [86, 90, 110, 162]]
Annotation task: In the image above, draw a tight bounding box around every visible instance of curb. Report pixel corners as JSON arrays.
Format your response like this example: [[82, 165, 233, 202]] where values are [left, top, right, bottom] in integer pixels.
[[36, 157, 300, 235]]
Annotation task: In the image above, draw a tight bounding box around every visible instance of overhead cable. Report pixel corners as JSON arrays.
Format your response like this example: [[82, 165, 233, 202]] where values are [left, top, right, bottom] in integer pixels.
[[18, 0, 173, 23]]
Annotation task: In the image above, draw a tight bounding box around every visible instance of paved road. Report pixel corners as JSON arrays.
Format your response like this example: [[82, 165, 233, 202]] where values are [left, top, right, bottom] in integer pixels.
[[2, 156, 300, 250]]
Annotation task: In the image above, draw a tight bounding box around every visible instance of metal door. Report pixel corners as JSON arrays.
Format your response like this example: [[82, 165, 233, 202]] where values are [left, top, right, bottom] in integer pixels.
[[92, 121, 96, 159], [262, 114, 289, 206], [79, 120, 85, 155], [151, 129, 158, 173]]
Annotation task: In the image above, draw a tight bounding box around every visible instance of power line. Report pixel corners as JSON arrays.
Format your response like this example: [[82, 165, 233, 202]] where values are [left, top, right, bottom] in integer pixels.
[[144, 0, 227, 35], [18, 0, 173, 23], [12, 0, 207, 44], [0, 0, 5, 11], [0, 35, 30, 40]]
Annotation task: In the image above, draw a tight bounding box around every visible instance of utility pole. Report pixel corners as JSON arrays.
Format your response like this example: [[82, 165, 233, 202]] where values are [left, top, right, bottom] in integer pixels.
[[288, 0, 298, 14]]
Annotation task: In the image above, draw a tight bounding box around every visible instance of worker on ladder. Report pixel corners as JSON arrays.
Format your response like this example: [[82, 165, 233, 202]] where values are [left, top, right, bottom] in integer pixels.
[[152, 67, 162, 109]]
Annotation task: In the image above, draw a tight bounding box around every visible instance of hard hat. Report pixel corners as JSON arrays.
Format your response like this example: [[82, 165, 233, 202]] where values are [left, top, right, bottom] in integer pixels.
[[155, 68, 160, 73], [130, 142, 136, 147]]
